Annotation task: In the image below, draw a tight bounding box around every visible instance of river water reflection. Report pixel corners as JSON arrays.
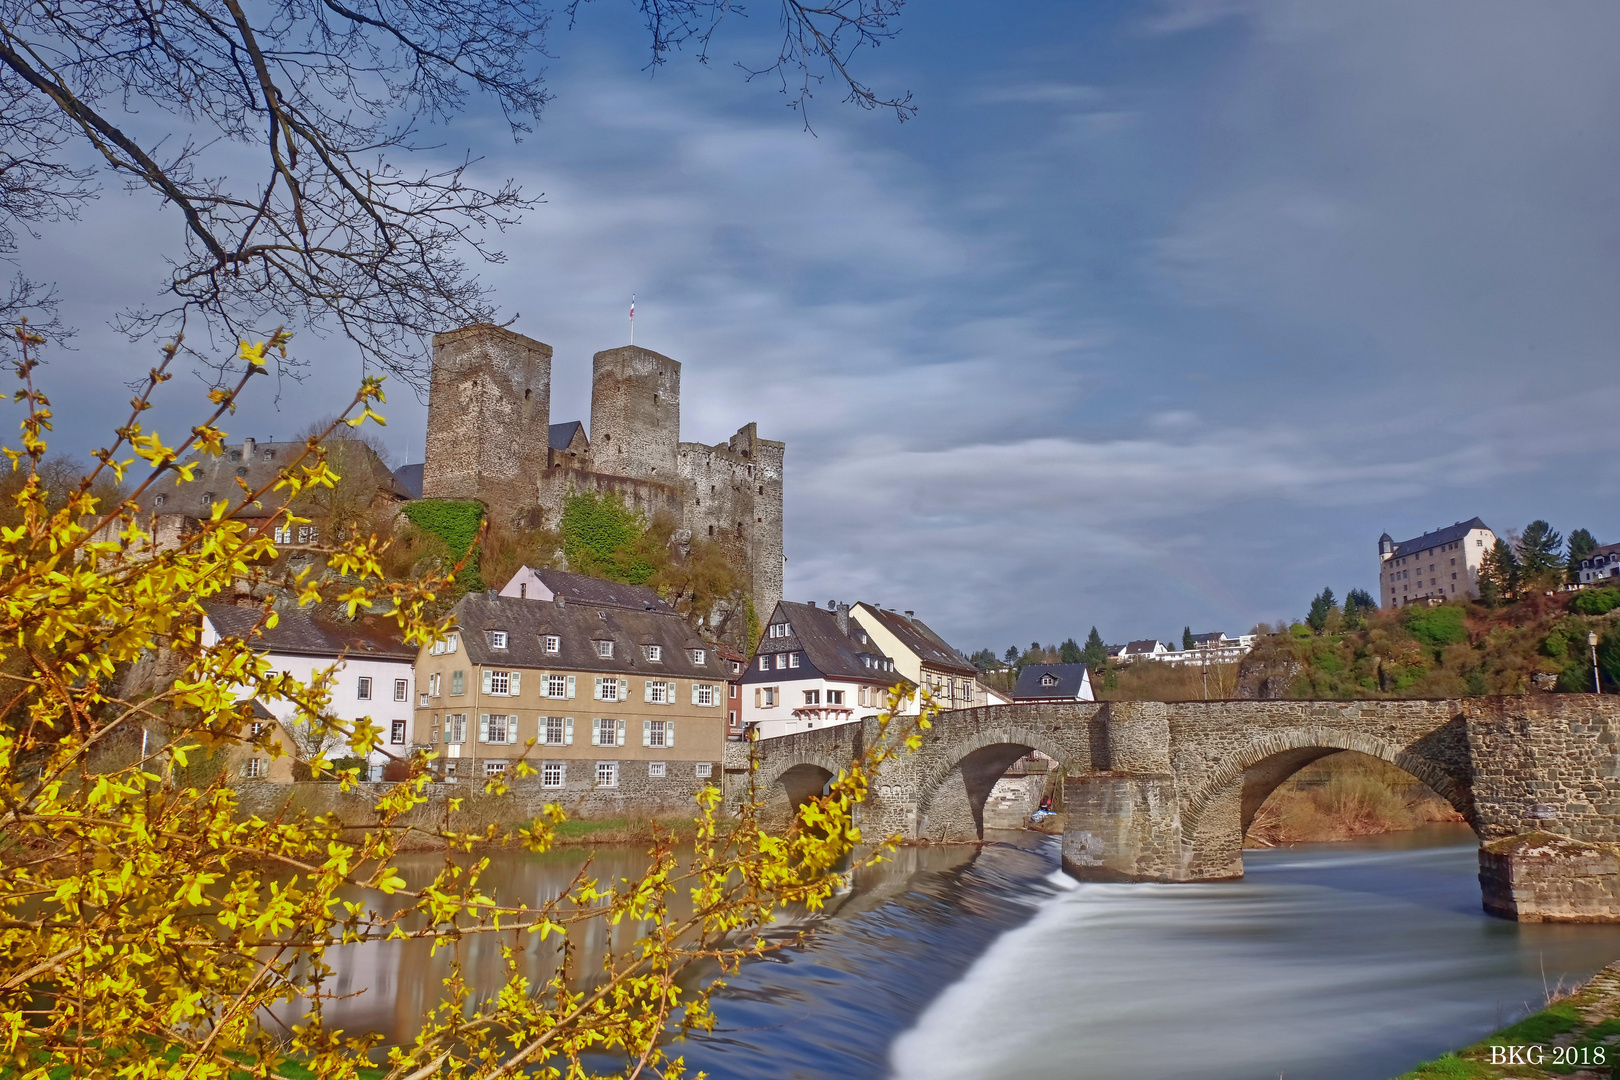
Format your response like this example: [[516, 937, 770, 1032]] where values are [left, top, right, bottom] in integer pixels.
[[310, 825, 1620, 1079]]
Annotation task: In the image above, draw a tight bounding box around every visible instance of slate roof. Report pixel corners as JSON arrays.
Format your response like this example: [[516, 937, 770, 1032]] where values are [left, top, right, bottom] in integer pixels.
[[168, 439, 409, 519], [1391, 517, 1492, 558], [203, 603, 418, 661], [1012, 663, 1092, 700], [394, 463, 423, 499], [450, 592, 718, 678], [1123, 639, 1166, 655], [1581, 543, 1620, 565], [549, 421, 585, 450], [529, 567, 676, 614], [853, 605, 977, 676], [753, 601, 901, 684], [1189, 632, 1228, 646]]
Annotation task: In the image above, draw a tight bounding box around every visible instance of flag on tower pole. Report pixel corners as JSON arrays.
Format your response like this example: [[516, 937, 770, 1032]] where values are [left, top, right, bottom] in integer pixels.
[[629, 294, 635, 346]]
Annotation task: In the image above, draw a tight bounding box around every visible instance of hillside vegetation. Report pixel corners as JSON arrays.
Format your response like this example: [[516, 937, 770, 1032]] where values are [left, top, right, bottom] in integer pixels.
[[1236, 589, 1620, 699]]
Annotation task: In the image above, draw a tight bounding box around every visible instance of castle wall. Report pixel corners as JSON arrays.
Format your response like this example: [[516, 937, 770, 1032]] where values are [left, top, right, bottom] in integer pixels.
[[677, 423, 785, 620], [422, 325, 552, 511], [534, 467, 683, 533]]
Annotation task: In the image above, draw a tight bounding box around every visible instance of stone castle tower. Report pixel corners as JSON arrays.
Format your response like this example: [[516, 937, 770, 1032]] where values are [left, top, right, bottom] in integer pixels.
[[421, 324, 784, 621]]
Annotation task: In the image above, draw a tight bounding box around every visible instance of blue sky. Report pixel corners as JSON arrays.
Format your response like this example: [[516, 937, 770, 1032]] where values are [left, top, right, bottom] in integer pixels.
[[19, 0, 1620, 654]]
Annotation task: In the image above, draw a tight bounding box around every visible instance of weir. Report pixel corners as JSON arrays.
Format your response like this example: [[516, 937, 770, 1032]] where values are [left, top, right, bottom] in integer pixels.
[[724, 696, 1620, 922]]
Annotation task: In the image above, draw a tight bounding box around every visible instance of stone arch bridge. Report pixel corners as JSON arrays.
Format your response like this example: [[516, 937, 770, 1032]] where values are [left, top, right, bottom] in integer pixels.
[[721, 697, 1620, 921]]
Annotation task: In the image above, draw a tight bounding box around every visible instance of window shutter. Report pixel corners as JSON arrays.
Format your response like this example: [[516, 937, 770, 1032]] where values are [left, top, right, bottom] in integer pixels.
[[666, 681, 676, 704], [618, 678, 628, 700], [565, 717, 573, 745], [616, 718, 626, 746], [754, 687, 761, 707], [643, 720, 652, 747], [478, 714, 490, 743], [509, 672, 520, 696], [644, 679, 654, 703], [666, 722, 674, 748], [594, 676, 603, 701], [566, 675, 576, 699], [691, 682, 700, 706], [481, 670, 493, 694]]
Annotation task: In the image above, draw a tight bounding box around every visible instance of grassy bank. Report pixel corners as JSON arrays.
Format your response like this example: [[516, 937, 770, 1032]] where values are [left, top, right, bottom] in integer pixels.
[[1246, 752, 1463, 847], [550, 816, 701, 845], [1397, 961, 1620, 1078]]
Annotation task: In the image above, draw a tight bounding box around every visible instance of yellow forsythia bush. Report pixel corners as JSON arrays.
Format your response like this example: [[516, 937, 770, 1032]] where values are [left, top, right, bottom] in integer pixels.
[[0, 329, 934, 1079]]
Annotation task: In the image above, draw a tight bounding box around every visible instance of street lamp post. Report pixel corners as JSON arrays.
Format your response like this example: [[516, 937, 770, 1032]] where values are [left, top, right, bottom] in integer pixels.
[[1591, 631, 1602, 695]]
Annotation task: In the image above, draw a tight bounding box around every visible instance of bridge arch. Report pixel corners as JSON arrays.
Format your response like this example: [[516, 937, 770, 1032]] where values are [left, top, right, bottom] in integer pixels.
[[914, 725, 1079, 841], [749, 749, 848, 824], [1179, 726, 1478, 849]]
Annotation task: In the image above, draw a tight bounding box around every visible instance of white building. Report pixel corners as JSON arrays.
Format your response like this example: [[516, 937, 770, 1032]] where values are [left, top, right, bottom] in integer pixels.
[[1162, 632, 1257, 666], [1578, 543, 1620, 586], [1378, 517, 1496, 607], [740, 601, 912, 739], [203, 604, 417, 781]]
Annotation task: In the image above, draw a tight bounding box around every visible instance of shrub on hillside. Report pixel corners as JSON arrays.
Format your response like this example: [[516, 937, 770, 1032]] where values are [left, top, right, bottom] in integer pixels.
[[1401, 605, 1468, 650], [1571, 587, 1620, 616]]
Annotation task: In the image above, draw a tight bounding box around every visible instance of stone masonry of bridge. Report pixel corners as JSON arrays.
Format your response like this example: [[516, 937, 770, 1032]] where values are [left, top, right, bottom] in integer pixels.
[[722, 696, 1620, 922]]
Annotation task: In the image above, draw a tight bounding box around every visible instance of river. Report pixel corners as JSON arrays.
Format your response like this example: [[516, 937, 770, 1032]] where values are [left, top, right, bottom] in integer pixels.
[[306, 824, 1620, 1079]]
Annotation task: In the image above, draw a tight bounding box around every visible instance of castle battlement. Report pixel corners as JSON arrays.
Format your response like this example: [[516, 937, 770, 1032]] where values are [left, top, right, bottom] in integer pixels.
[[420, 323, 784, 619]]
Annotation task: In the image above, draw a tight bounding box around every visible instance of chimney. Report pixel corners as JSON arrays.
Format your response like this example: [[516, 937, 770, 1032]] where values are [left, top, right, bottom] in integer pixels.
[[807, 600, 817, 608], [242, 437, 256, 460], [904, 610, 915, 619], [556, 594, 566, 609], [836, 602, 849, 637], [486, 589, 498, 601]]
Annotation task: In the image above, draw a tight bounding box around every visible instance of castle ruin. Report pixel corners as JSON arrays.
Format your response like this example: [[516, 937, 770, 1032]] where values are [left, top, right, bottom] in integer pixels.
[[420, 324, 785, 620]]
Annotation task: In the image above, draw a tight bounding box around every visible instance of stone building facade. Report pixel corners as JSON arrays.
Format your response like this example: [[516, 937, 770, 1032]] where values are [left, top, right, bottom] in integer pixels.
[[420, 324, 785, 619]]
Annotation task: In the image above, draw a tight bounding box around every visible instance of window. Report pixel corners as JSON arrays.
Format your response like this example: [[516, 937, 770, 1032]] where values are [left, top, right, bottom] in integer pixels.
[[759, 656, 771, 672], [649, 761, 667, 778], [391, 720, 406, 744], [648, 680, 669, 704], [788, 653, 800, 669], [249, 721, 266, 737], [757, 687, 777, 707], [695, 762, 713, 779], [429, 672, 442, 697], [827, 690, 844, 705], [544, 635, 560, 654], [546, 674, 569, 699], [519, 583, 527, 599], [445, 714, 467, 744], [1041, 673, 1058, 687], [488, 670, 510, 695], [543, 716, 570, 745], [203, 491, 215, 504], [646, 719, 671, 748], [599, 677, 621, 703], [594, 717, 623, 746], [394, 678, 408, 702], [768, 622, 792, 639], [644, 644, 662, 662], [242, 758, 266, 779], [483, 714, 511, 744], [596, 761, 619, 787], [695, 683, 716, 707], [596, 639, 614, 659], [154, 493, 166, 506], [691, 648, 706, 665], [491, 630, 508, 649], [804, 689, 821, 705], [542, 761, 565, 787], [357, 677, 372, 700], [484, 760, 507, 777], [776, 654, 788, 670], [730, 683, 739, 699], [297, 525, 316, 544]]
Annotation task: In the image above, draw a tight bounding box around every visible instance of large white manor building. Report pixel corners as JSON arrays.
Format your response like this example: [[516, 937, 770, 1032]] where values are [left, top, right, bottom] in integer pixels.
[[1378, 517, 1497, 607]]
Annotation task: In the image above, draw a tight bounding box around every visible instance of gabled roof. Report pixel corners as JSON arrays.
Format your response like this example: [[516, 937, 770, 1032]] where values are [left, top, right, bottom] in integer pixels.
[[528, 567, 675, 613], [1012, 663, 1092, 701], [753, 601, 901, 684], [1583, 543, 1620, 564], [451, 593, 715, 677], [852, 605, 977, 676], [1189, 632, 1228, 646], [549, 421, 586, 450], [1124, 639, 1165, 655], [1390, 517, 1492, 558], [203, 603, 418, 661]]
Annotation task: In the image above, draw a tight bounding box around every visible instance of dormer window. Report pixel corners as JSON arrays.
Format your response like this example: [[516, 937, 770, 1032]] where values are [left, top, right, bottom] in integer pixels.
[[153, 494, 166, 506], [691, 648, 706, 665], [491, 630, 508, 649], [596, 639, 614, 659], [229, 450, 241, 462], [544, 635, 560, 654], [1041, 674, 1058, 687], [644, 644, 662, 662], [767, 622, 792, 639], [262, 449, 274, 461]]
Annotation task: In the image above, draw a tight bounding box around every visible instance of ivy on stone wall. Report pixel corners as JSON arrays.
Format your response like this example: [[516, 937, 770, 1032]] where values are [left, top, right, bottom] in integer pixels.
[[402, 500, 485, 557], [561, 491, 659, 584]]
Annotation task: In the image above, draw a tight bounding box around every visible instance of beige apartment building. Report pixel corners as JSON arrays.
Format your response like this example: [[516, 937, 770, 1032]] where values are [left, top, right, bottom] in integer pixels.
[[850, 603, 988, 710], [1378, 517, 1497, 608], [414, 584, 728, 790]]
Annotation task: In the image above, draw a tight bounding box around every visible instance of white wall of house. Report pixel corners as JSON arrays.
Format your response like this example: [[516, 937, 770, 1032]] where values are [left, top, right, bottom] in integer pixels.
[[202, 618, 416, 774], [1380, 526, 1495, 607], [743, 674, 889, 739]]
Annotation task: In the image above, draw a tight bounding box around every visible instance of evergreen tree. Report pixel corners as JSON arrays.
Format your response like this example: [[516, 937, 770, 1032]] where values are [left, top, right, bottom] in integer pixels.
[[1516, 520, 1565, 587], [1568, 528, 1598, 584], [1479, 538, 1519, 605], [968, 648, 999, 672], [1342, 588, 1377, 629], [1306, 587, 1337, 633], [1081, 626, 1107, 669], [1182, 626, 1194, 650], [1059, 637, 1082, 664], [1004, 646, 1019, 666]]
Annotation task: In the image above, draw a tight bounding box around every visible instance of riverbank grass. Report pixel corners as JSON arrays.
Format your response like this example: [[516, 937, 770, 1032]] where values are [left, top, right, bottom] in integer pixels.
[[1396, 962, 1620, 1078]]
